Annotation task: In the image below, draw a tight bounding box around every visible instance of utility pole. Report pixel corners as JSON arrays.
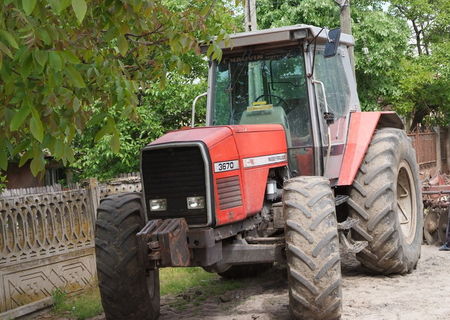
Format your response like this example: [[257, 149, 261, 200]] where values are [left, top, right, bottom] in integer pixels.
[[244, 0, 257, 32], [335, 0, 355, 75]]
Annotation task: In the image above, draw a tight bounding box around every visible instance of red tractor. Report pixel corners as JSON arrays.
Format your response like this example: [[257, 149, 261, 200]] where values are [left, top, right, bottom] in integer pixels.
[[95, 25, 423, 320]]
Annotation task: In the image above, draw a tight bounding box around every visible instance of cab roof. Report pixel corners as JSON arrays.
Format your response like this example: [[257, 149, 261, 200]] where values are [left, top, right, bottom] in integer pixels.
[[202, 24, 354, 53]]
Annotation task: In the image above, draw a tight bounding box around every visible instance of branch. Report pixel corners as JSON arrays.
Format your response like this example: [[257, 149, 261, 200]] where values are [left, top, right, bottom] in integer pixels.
[[125, 25, 164, 39], [204, 0, 218, 20], [127, 38, 168, 46]]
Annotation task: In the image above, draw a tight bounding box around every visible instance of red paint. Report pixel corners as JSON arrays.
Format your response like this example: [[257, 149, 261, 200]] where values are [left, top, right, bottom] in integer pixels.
[[296, 148, 314, 176], [148, 124, 288, 226], [232, 126, 287, 217], [337, 111, 399, 186]]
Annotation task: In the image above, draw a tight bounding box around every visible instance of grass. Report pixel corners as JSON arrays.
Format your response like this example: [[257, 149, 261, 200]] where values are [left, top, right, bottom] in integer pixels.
[[51, 267, 244, 319], [160, 267, 218, 295], [52, 286, 103, 320]]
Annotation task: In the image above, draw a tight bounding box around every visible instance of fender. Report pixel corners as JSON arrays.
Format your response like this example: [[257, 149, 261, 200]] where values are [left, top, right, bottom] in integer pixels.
[[337, 111, 404, 186]]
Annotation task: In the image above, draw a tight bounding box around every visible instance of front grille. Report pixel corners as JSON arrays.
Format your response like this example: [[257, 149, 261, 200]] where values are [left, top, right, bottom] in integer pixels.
[[141, 146, 208, 225], [217, 176, 242, 210]]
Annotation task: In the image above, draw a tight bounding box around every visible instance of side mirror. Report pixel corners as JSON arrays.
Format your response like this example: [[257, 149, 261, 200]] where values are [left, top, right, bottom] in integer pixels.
[[324, 28, 341, 58]]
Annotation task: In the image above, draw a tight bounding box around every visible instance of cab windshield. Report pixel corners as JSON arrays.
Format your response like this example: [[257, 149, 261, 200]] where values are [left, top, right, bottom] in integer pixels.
[[212, 48, 312, 147]]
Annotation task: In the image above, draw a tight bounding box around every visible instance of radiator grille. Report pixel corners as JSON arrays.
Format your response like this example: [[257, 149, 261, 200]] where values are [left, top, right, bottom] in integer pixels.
[[141, 146, 208, 225], [217, 176, 243, 210]]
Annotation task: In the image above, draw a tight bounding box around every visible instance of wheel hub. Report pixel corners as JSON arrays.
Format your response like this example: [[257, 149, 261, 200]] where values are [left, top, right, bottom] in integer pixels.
[[396, 161, 417, 244]]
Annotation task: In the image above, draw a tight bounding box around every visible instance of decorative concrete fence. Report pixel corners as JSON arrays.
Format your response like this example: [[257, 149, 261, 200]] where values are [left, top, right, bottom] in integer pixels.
[[0, 174, 141, 319]]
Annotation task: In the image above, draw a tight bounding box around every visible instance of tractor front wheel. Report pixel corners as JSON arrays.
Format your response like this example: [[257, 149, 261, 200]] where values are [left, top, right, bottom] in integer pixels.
[[348, 128, 423, 274], [95, 193, 160, 320], [284, 177, 342, 320]]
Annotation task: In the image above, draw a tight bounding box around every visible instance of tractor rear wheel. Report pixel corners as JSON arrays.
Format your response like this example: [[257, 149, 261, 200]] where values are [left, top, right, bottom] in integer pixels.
[[95, 193, 160, 320], [348, 128, 423, 274], [284, 177, 342, 320]]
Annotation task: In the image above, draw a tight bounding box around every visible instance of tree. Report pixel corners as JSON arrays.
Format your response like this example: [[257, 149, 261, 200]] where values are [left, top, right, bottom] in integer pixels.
[[390, 0, 450, 55], [69, 72, 208, 181], [393, 41, 450, 129], [0, 0, 237, 175], [388, 0, 450, 128], [257, 0, 411, 110], [352, 6, 410, 110]]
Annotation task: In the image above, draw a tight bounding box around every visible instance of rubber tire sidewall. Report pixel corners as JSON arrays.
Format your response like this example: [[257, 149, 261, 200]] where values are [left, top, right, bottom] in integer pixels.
[[95, 193, 160, 320], [349, 128, 423, 274]]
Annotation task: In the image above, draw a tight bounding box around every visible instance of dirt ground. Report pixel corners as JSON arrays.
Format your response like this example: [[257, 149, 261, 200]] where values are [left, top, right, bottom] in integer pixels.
[[28, 244, 450, 320], [157, 244, 450, 320]]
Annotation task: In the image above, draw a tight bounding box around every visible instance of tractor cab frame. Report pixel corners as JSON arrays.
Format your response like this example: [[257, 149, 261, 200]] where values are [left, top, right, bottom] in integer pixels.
[[205, 25, 360, 181]]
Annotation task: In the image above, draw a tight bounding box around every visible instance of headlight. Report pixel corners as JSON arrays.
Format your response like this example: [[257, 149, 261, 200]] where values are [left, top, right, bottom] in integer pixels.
[[187, 196, 205, 209], [149, 199, 167, 211]]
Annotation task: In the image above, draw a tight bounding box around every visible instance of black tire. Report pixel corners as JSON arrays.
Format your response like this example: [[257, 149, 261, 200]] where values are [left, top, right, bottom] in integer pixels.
[[348, 128, 423, 274], [284, 177, 342, 320], [95, 193, 160, 320], [218, 263, 273, 279]]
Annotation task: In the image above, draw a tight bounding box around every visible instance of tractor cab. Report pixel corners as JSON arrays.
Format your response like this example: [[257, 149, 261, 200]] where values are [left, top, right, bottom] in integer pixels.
[[205, 25, 360, 179]]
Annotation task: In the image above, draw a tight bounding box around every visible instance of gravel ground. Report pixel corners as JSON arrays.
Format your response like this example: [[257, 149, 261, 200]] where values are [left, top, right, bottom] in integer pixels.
[[157, 245, 450, 320], [25, 245, 450, 320]]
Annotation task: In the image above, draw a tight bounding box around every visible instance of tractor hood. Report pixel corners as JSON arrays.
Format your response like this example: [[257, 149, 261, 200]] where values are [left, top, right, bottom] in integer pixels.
[[142, 124, 288, 227], [148, 124, 287, 156]]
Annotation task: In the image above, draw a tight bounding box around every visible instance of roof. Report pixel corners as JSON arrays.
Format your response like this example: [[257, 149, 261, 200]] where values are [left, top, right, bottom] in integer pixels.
[[204, 24, 355, 53]]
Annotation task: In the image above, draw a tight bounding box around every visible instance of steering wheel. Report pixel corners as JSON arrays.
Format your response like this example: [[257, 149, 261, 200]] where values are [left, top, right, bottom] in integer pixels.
[[254, 94, 289, 112]]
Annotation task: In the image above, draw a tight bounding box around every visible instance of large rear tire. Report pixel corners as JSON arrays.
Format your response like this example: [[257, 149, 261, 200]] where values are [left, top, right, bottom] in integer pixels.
[[348, 128, 423, 274], [284, 177, 342, 320], [95, 193, 160, 320]]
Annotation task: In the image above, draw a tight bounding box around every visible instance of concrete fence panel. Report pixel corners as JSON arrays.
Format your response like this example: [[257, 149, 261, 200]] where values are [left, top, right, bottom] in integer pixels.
[[0, 187, 96, 319], [0, 175, 142, 319]]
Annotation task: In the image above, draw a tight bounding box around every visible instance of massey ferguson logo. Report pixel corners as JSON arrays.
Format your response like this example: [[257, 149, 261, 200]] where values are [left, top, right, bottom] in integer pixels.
[[243, 153, 287, 168]]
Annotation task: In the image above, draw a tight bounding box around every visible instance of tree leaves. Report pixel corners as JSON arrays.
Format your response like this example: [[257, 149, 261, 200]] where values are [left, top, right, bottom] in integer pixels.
[[66, 65, 86, 88], [10, 105, 30, 131], [117, 35, 129, 56], [72, 0, 87, 24], [0, 0, 236, 177], [34, 50, 48, 67], [30, 114, 44, 143], [22, 0, 37, 15], [0, 140, 7, 171], [30, 154, 45, 176], [0, 41, 12, 58], [0, 30, 18, 49], [48, 51, 63, 71]]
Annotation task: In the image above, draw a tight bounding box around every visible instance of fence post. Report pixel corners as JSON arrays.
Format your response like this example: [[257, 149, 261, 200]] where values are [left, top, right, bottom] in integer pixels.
[[87, 178, 99, 222], [435, 127, 442, 173]]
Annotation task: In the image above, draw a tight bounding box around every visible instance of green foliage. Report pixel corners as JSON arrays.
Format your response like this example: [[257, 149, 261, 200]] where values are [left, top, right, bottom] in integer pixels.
[[256, 0, 450, 122], [52, 287, 103, 320], [0, 0, 237, 175], [69, 73, 208, 181], [258, 0, 339, 29], [0, 171, 7, 192], [160, 267, 219, 295], [352, 8, 410, 110], [387, 0, 450, 128], [393, 41, 450, 128]]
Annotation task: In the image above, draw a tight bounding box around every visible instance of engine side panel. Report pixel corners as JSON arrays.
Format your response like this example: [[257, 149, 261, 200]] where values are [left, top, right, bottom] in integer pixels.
[[233, 126, 288, 216], [208, 125, 288, 226]]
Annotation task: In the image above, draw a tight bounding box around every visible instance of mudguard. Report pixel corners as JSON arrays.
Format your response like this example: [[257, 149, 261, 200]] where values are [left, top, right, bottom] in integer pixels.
[[337, 111, 404, 186]]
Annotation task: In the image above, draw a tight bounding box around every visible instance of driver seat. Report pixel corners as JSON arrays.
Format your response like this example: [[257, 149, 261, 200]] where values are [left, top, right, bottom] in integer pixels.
[[239, 106, 291, 144]]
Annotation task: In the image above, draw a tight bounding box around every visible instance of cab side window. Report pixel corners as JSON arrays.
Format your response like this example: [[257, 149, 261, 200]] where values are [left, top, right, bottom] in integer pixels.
[[314, 48, 351, 119]]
